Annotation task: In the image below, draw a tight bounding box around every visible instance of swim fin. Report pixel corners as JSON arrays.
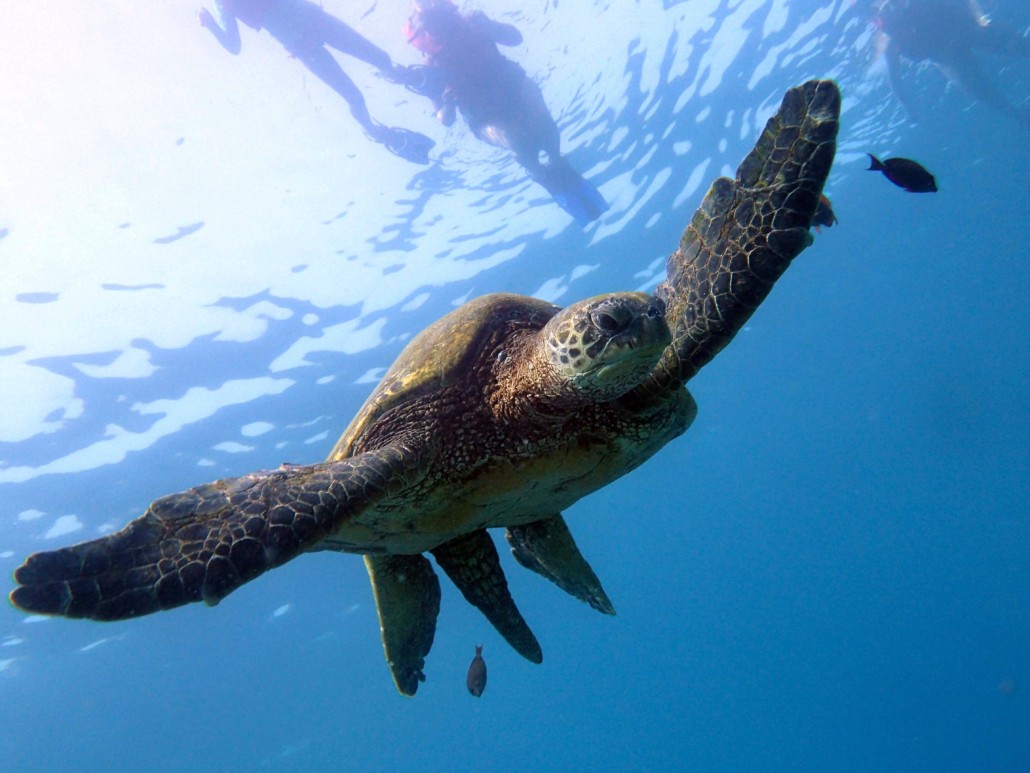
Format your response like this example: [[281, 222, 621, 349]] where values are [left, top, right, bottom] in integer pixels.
[[540, 163, 608, 223], [551, 177, 608, 223]]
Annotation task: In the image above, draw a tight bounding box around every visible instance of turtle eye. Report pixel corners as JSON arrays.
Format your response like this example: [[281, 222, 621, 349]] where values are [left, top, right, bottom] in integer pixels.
[[646, 298, 666, 319], [591, 305, 632, 335]]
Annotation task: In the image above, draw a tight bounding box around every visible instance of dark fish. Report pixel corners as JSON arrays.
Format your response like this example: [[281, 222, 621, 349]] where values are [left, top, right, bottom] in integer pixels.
[[867, 154, 937, 193], [466, 644, 487, 697], [813, 193, 838, 232]]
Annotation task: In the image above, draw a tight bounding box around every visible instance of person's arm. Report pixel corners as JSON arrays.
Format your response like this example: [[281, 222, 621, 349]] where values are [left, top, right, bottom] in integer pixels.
[[469, 10, 522, 47], [199, 1, 242, 55]]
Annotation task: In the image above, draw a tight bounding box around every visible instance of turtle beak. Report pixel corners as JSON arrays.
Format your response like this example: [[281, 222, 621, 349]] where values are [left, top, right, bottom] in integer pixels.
[[591, 302, 670, 382]]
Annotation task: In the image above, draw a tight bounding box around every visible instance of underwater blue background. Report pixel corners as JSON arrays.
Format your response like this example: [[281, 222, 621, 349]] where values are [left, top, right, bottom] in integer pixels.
[[1, 1, 1027, 770]]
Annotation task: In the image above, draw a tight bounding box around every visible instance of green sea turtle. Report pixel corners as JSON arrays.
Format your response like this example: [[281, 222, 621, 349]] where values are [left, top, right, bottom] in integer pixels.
[[10, 80, 840, 696]]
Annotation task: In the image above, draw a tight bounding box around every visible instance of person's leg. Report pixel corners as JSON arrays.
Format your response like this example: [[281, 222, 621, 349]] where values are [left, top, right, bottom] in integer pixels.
[[517, 78, 562, 161], [291, 45, 378, 130], [290, 45, 435, 161], [318, 13, 394, 71], [316, 12, 438, 96], [473, 72, 560, 168]]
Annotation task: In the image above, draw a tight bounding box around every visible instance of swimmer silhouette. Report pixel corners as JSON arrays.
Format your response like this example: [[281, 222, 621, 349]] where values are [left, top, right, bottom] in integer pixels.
[[403, 0, 608, 222], [873, 0, 1030, 130], [200, 0, 436, 163]]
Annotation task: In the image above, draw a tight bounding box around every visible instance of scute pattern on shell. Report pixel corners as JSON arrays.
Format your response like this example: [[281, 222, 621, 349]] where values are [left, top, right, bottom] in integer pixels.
[[329, 294, 560, 462]]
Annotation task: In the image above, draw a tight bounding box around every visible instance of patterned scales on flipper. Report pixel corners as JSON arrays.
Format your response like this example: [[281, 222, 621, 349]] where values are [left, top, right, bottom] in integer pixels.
[[506, 514, 615, 615], [650, 79, 840, 387], [10, 447, 422, 620], [431, 530, 543, 664]]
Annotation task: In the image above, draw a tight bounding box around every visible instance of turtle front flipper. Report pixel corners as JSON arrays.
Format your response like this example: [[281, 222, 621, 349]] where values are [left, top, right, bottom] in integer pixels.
[[431, 530, 543, 664], [365, 553, 441, 696], [507, 515, 615, 615], [651, 79, 840, 386], [9, 446, 422, 621]]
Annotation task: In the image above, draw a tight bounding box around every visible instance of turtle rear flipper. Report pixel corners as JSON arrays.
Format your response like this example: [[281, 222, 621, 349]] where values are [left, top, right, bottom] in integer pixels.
[[9, 446, 422, 621], [507, 514, 615, 615], [651, 79, 840, 386], [365, 553, 441, 697], [432, 530, 543, 664]]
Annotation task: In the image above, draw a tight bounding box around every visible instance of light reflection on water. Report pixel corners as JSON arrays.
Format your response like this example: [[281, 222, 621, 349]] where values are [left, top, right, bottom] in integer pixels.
[[1, 1, 880, 477]]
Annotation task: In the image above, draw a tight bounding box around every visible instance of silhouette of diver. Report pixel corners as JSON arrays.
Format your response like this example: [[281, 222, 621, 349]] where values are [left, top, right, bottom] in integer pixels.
[[199, 0, 436, 163], [873, 0, 1030, 130], [402, 0, 608, 222]]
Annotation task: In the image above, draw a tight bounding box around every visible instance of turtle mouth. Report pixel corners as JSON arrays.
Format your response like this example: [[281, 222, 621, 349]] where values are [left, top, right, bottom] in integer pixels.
[[584, 315, 670, 383], [589, 338, 664, 382], [591, 301, 670, 376]]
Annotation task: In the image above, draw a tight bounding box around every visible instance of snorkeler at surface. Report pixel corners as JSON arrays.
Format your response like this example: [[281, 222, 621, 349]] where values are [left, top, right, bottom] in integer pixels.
[[873, 0, 1030, 130], [402, 0, 608, 223], [200, 0, 436, 163]]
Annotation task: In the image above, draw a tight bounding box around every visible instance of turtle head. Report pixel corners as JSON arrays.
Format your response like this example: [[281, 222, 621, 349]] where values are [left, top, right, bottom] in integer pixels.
[[540, 292, 670, 402]]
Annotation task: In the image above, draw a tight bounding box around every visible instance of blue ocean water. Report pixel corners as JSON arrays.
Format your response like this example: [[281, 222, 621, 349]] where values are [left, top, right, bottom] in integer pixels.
[[1, 1, 1027, 770]]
